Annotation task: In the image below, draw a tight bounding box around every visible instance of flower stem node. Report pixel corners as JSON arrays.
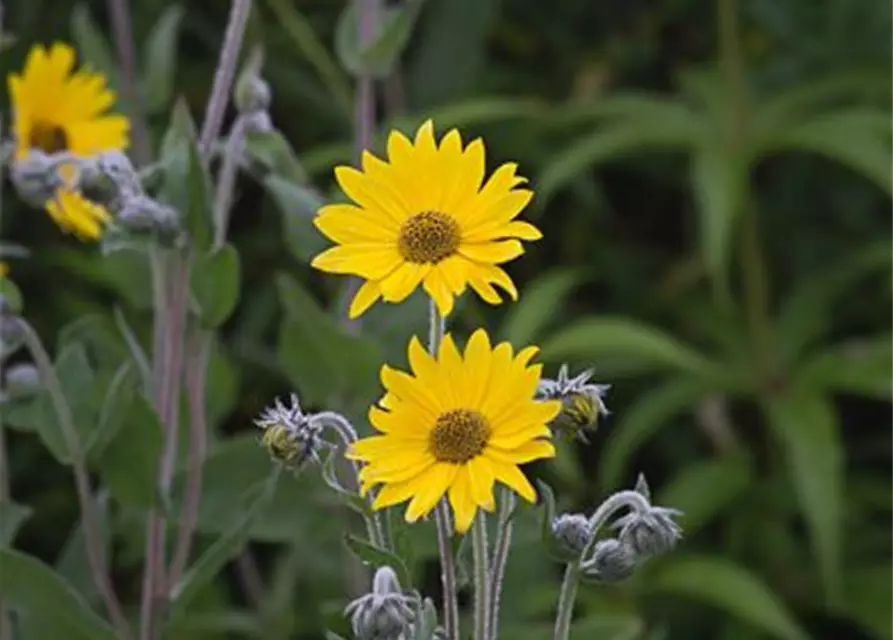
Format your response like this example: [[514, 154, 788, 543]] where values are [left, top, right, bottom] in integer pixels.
[[537, 364, 610, 443], [344, 566, 417, 640], [581, 538, 638, 583], [613, 505, 683, 558], [10, 150, 63, 207], [550, 513, 592, 562], [254, 393, 325, 471]]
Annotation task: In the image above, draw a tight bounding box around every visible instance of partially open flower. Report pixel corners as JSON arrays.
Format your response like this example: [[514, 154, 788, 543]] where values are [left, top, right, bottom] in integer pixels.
[[254, 394, 325, 470], [344, 566, 417, 640], [537, 364, 610, 443]]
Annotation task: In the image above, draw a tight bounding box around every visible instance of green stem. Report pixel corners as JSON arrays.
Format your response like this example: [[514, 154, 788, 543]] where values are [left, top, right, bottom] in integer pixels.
[[428, 299, 459, 640], [487, 488, 515, 639], [472, 512, 491, 640], [553, 563, 580, 640]]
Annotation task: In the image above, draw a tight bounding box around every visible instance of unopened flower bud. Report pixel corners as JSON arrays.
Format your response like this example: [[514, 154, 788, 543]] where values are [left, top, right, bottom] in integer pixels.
[[345, 566, 416, 640], [255, 394, 324, 470], [10, 150, 63, 206], [235, 75, 272, 114], [613, 505, 682, 558], [551, 513, 591, 561], [4, 362, 40, 398], [582, 538, 638, 583], [117, 194, 179, 235]]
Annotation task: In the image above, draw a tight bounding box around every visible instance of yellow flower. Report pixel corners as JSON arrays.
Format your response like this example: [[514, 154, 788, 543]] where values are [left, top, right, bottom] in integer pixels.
[[348, 329, 561, 534], [8, 42, 129, 240], [311, 120, 542, 318]]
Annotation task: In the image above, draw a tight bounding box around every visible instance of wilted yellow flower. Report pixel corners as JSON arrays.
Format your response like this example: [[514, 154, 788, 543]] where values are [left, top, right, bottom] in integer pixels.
[[311, 120, 542, 318], [7, 42, 129, 239], [349, 329, 561, 534]]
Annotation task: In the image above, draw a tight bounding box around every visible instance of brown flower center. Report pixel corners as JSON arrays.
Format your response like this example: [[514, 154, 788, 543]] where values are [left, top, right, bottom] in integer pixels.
[[429, 408, 490, 464], [397, 211, 460, 264], [29, 123, 68, 153]]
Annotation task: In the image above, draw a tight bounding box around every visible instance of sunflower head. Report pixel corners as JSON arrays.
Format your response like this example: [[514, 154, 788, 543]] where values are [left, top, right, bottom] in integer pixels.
[[7, 42, 130, 240], [311, 120, 543, 319], [347, 329, 561, 534]]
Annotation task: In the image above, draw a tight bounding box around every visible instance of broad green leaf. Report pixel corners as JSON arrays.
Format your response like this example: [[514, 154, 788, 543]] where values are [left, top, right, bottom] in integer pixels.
[[335, 0, 426, 78], [798, 334, 892, 399], [499, 615, 643, 640], [57, 314, 128, 373], [0, 500, 32, 546], [600, 378, 704, 490], [0, 548, 117, 640], [86, 361, 138, 459], [537, 120, 698, 205], [70, 5, 117, 86], [540, 316, 714, 377], [169, 469, 281, 618], [839, 564, 892, 640], [142, 5, 185, 114], [55, 493, 110, 603], [649, 555, 808, 640], [501, 269, 581, 344], [777, 240, 890, 360], [0, 275, 23, 314], [159, 100, 213, 249], [344, 533, 411, 587], [243, 130, 309, 184], [657, 455, 752, 534], [96, 394, 163, 507], [190, 245, 241, 328], [262, 175, 327, 263], [411, 598, 439, 640], [691, 144, 746, 286], [764, 388, 842, 603], [768, 108, 892, 195]]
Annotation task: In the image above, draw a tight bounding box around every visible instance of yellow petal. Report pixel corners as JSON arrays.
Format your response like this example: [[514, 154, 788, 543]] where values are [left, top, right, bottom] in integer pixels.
[[491, 460, 537, 503], [485, 439, 556, 465], [463, 329, 492, 409], [405, 462, 457, 523], [349, 280, 382, 318], [311, 245, 401, 279], [373, 478, 421, 510], [459, 239, 525, 264], [380, 365, 443, 416], [448, 467, 477, 534], [334, 166, 409, 221], [437, 255, 470, 296], [466, 457, 496, 512], [422, 267, 455, 317], [379, 263, 429, 302]]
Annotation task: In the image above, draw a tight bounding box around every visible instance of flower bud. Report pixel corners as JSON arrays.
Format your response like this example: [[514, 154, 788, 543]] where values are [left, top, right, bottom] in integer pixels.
[[235, 75, 272, 114], [241, 110, 273, 135], [613, 506, 682, 558], [10, 150, 63, 207], [538, 364, 610, 444], [4, 362, 40, 399], [117, 194, 179, 235], [345, 566, 416, 640], [582, 538, 638, 583], [255, 394, 324, 470], [550, 513, 591, 561]]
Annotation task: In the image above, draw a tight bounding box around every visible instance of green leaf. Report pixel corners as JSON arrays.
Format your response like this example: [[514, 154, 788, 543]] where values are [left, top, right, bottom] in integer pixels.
[[839, 564, 893, 640], [798, 334, 893, 399], [763, 388, 842, 603], [262, 175, 327, 263], [142, 4, 185, 114], [537, 118, 699, 205], [243, 130, 309, 184], [86, 361, 138, 459], [534, 480, 569, 563], [344, 533, 412, 587], [411, 598, 439, 640], [777, 240, 890, 360], [96, 394, 163, 507], [600, 378, 704, 490], [501, 269, 581, 345], [540, 316, 714, 377], [768, 108, 892, 195], [159, 100, 213, 249], [0, 548, 117, 640], [649, 555, 808, 640], [0, 501, 32, 546], [70, 4, 117, 86], [335, 0, 426, 78], [656, 455, 751, 534], [169, 469, 281, 618], [190, 244, 241, 328], [0, 275, 23, 314], [691, 144, 746, 286], [55, 493, 110, 602]]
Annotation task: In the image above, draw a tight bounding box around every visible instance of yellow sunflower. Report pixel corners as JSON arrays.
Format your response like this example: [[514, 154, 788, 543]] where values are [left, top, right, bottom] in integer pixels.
[[348, 329, 561, 534], [8, 42, 129, 240], [311, 120, 543, 318]]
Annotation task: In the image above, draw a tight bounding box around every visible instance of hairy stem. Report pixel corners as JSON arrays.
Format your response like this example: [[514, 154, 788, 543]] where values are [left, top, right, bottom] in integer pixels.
[[487, 488, 515, 639], [105, 0, 151, 163], [18, 320, 131, 639], [553, 490, 651, 640], [472, 513, 490, 640], [427, 299, 459, 640], [0, 420, 10, 640]]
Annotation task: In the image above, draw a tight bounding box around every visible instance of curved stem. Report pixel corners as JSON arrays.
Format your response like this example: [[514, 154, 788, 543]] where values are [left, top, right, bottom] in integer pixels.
[[18, 320, 132, 640], [472, 513, 490, 640], [487, 488, 515, 639], [427, 299, 459, 640]]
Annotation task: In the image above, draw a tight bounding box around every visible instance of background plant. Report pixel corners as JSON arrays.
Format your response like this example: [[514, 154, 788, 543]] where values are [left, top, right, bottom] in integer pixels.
[[0, 0, 890, 639]]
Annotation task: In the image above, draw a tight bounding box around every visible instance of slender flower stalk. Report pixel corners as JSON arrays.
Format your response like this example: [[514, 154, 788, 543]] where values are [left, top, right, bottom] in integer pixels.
[[487, 488, 516, 639], [553, 491, 651, 640], [472, 513, 491, 640], [16, 319, 132, 640], [428, 300, 460, 640]]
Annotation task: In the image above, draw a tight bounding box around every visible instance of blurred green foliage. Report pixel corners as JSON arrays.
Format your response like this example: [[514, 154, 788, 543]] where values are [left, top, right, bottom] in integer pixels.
[[1, 0, 891, 639]]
